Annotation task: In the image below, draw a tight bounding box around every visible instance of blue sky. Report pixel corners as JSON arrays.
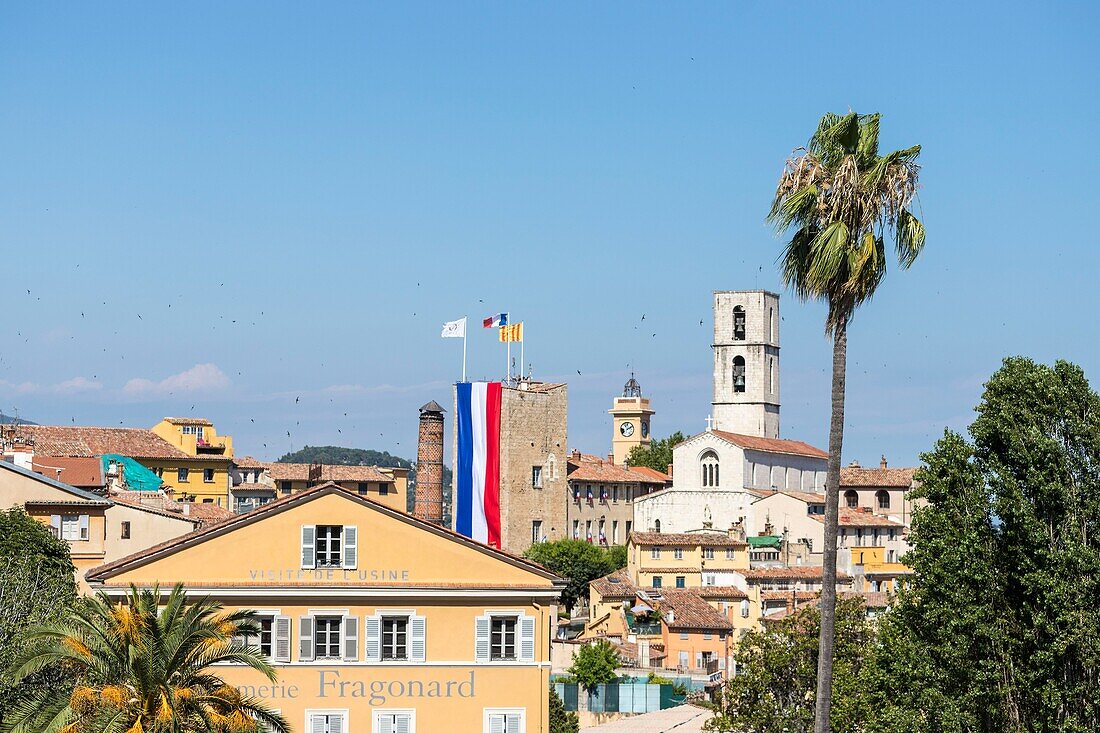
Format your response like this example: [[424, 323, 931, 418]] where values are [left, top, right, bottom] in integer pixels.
[[2, 2, 1097, 467]]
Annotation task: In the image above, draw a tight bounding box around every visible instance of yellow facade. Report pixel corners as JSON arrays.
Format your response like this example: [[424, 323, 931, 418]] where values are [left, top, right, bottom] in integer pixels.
[[627, 533, 749, 590], [152, 418, 235, 458], [142, 457, 234, 506], [87, 484, 564, 733]]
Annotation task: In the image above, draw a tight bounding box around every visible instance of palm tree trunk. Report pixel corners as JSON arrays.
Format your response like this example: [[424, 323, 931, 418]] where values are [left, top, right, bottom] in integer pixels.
[[813, 319, 847, 733]]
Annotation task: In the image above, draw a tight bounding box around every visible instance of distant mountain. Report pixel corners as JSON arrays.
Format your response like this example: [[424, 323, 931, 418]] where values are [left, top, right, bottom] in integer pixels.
[[276, 445, 452, 488], [0, 413, 35, 425]]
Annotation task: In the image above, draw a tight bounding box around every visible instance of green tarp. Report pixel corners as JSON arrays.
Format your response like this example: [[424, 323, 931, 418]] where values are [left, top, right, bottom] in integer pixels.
[[747, 534, 782, 548], [100, 454, 163, 492]]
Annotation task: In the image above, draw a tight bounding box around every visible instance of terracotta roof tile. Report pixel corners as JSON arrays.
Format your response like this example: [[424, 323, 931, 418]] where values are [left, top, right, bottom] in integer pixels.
[[710, 430, 828, 459], [741, 566, 851, 581], [162, 417, 214, 426], [567, 454, 665, 484], [232, 456, 271, 469], [659, 590, 734, 631], [628, 466, 671, 483], [15, 425, 217, 461], [589, 569, 637, 600], [811, 508, 906, 527], [31, 456, 104, 488], [630, 531, 747, 548], [694, 586, 748, 600], [266, 463, 391, 483], [840, 467, 916, 488]]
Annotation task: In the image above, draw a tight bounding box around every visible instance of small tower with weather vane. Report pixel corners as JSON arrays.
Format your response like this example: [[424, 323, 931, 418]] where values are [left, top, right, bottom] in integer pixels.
[[609, 373, 654, 465]]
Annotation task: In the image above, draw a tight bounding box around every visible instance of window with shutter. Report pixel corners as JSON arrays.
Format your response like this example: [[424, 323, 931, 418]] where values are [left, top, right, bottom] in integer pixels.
[[78, 514, 89, 540], [274, 616, 291, 662], [343, 615, 359, 661], [299, 617, 315, 661], [365, 615, 382, 662], [518, 616, 535, 662], [483, 710, 524, 733], [408, 615, 426, 663], [301, 526, 316, 569], [474, 616, 490, 662], [306, 712, 347, 733], [342, 525, 357, 569], [373, 711, 414, 733]]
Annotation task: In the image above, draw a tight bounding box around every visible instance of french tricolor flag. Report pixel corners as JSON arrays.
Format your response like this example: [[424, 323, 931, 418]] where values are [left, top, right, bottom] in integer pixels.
[[483, 313, 508, 328], [455, 382, 502, 547]]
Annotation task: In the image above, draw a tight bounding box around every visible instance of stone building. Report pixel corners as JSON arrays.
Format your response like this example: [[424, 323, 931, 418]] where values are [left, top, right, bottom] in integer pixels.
[[496, 380, 569, 554], [712, 290, 781, 438], [564, 451, 665, 546]]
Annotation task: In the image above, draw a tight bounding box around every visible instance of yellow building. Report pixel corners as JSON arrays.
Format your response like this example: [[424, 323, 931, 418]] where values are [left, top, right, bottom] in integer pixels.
[[0, 460, 202, 593], [608, 375, 655, 466], [262, 463, 409, 513], [626, 531, 749, 590], [86, 482, 565, 732], [152, 417, 235, 458]]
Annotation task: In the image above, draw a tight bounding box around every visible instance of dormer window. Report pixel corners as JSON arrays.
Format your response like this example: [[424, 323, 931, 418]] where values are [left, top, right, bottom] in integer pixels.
[[301, 524, 358, 569]]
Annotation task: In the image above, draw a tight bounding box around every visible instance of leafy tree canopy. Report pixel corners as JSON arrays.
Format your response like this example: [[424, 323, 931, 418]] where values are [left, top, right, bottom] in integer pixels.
[[523, 539, 626, 611], [278, 445, 412, 468], [548, 687, 579, 733], [568, 640, 621, 692], [626, 431, 684, 472]]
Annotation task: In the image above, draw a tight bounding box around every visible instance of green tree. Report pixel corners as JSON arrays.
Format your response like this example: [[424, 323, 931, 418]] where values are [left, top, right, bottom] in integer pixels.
[[0, 509, 78, 726], [3, 583, 289, 733], [769, 111, 925, 733], [548, 687, 579, 733], [568, 640, 620, 692], [705, 598, 875, 733], [605, 543, 627, 570], [626, 431, 684, 472], [523, 539, 622, 611], [872, 358, 1100, 733]]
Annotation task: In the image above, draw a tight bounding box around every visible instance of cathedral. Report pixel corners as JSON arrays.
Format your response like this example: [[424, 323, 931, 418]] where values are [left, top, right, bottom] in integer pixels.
[[633, 290, 829, 536]]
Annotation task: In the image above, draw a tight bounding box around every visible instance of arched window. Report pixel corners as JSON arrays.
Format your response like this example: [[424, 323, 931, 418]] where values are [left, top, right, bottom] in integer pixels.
[[844, 490, 859, 508], [701, 451, 720, 488], [732, 356, 746, 393], [654, 519, 662, 533], [733, 306, 746, 341], [766, 307, 773, 341], [876, 490, 890, 510]]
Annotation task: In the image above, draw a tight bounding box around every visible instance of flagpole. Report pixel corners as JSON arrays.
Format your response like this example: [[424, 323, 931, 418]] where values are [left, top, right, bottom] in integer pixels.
[[462, 316, 467, 383], [507, 339, 511, 383], [520, 325, 525, 379]]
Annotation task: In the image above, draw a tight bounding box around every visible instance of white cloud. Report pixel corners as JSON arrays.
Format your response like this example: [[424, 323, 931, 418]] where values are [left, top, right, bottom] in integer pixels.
[[53, 377, 104, 394], [122, 363, 231, 397], [0, 377, 103, 396]]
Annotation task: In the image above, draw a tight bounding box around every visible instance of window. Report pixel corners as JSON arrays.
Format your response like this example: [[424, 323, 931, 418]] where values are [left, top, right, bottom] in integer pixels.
[[177, 468, 189, 483], [701, 451, 720, 488], [650, 547, 661, 560], [358, 482, 369, 494], [374, 710, 414, 733], [675, 576, 686, 588], [876, 490, 890, 510], [204, 468, 215, 483], [238, 615, 275, 658], [531, 520, 543, 545], [490, 617, 517, 660], [740, 600, 750, 618], [626, 521, 632, 536], [888, 549, 896, 563], [196, 427, 205, 439], [307, 711, 347, 733], [703, 548, 715, 560], [673, 548, 684, 560], [733, 306, 746, 340], [767, 356, 775, 393], [612, 520, 619, 544], [381, 617, 408, 660], [531, 466, 542, 489], [202, 498, 214, 504], [612, 486, 619, 502], [572, 520, 579, 540], [314, 617, 343, 659], [57, 514, 89, 541], [484, 709, 525, 733], [725, 548, 734, 560], [280, 481, 292, 494], [301, 525, 357, 570], [680, 631, 689, 640], [889, 529, 896, 541], [120, 521, 131, 539], [844, 490, 859, 508], [378, 483, 389, 495], [678, 651, 689, 669], [652, 576, 662, 588], [703, 631, 712, 640], [732, 356, 746, 393]]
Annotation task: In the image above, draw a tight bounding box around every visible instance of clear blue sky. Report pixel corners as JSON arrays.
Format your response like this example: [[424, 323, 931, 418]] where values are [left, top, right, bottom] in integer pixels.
[[2, 3, 1097, 467]]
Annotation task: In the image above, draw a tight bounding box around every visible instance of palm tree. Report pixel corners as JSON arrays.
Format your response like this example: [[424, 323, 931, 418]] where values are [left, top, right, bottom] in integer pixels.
[[768, 111, 925, 733], [3, 583, 289, 733]]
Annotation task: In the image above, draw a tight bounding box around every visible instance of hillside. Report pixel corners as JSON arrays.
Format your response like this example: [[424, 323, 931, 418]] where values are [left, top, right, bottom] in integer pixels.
[[276, 445, 452, 487], [0, 413, 35, 425]]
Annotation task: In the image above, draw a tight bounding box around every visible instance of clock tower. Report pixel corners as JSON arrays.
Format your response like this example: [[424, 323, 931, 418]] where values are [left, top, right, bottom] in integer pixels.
[[610, 374, 655, 465]]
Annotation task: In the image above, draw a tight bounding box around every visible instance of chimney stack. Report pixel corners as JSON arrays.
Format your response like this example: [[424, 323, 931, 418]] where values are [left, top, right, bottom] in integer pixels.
[[880, 455, 888, 469], [607, 451, 614, 466], [415, 401, 446, 524]]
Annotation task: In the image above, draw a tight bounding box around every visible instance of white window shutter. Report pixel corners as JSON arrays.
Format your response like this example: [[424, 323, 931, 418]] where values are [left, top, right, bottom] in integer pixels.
[[50, 515, 60, 532], [489, 714, 505, 733], [343, 525, 357, 569], [343, 615, 359, 661], [519, 615, 536, 662], [395, 714, 411, 733], [475, 616, 490, 663], [329, 713, 344, 733], [409, 614, 426, 662], [301, 525, 316, 569], [299, 616, 314, 662], [78, 514, 89, 540], [309, 714, 326, 733], [377, 715, 394, 733], [274, 616, 291, 662], [365, 615, 382, 662], [506, 714, 522, 733]]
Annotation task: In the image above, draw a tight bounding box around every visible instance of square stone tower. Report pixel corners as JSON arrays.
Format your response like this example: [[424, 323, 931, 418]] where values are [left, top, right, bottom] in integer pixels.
[[712, 290, 780, 438]]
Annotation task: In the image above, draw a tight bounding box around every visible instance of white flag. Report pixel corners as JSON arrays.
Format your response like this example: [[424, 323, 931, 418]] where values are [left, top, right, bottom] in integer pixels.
[[441, 317, 466, 338]]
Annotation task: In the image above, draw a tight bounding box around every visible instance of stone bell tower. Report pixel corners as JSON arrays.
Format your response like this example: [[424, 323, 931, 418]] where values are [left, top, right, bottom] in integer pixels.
[[712, 290, 780, 438], [610, 374, 654, 465]]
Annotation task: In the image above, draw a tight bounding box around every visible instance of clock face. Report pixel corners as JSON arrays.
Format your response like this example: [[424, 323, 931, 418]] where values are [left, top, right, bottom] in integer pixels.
[[641, 421, 650, 438], [619, 421, 635, 437]]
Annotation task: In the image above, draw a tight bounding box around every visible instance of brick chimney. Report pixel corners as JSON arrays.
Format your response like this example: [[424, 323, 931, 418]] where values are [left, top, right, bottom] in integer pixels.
[[414, 401, 446, 524], [607, 451, 615, 466], [880, 455, 888, 469]]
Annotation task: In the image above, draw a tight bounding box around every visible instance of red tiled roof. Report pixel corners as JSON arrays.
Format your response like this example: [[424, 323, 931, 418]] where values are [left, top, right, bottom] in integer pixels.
[[811, 508, 906, 528], [841, 467, 916, 488], [695, 586, 748, 600], [31, 456, 104, 488], [761, 590, 819, 602], [232, 456, 270, 469], [629, 466, 671, 483], [266, 463, 392, 483], [711, 430, 828, 459], [660, 590, 734, 631], [567, 454, 665, 485], [630, 531, 747, 548], [589, 569, 637, 600], [110, 492, 233, 527], [773, 490, 826, 503], [15, 425, 221, 461], [162, 417, 214, 426], [741, 567, 851, 581]]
